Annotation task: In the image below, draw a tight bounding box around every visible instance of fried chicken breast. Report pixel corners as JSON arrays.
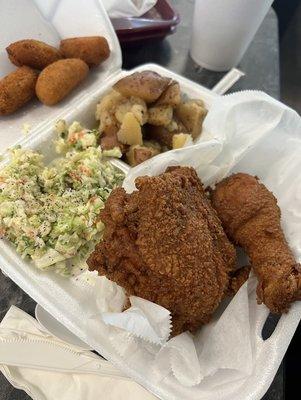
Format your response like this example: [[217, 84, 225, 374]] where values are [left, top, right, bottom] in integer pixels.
[[211, 173, 301, 314], [88, 166, 236, 335]]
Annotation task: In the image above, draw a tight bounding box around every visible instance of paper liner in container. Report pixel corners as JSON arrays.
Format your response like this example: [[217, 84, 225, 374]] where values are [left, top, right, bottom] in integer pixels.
[[153, 279, 253, 388], [195, 280, 253, 379], [156, 333, 202, 387], [94, 276, 127, 313], [83, 276, 170, 358], [102, 297, 172, 345]]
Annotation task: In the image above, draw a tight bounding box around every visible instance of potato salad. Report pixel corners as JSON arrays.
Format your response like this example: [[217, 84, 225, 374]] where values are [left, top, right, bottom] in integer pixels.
[[0, 121, 124, 276]]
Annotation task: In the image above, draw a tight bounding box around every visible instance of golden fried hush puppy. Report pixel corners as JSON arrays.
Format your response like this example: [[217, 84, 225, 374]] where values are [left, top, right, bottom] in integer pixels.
[[35, 58, 89, 105], [6, 39, 62, 70], [60, 36, 110, 67], [0, 66, 38, 115]]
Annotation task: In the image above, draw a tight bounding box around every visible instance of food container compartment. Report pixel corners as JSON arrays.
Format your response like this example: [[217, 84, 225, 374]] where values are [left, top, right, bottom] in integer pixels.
[[1, 64, 300, 400], [0, 2, 300, 400]]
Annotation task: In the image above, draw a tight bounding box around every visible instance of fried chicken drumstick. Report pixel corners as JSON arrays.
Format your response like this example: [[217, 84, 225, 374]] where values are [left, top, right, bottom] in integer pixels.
[[211, 173, 301, 314], [88, 166, 236, 335]]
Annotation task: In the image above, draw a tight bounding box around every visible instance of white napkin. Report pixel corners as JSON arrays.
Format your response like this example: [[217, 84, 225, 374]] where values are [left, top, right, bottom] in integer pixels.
[[101, 0, 157, 18], [0, 306, 157, 400]]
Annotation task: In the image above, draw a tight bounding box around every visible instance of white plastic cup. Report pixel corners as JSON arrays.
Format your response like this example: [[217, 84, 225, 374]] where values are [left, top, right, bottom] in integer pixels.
[[190, 0, 274, 72]]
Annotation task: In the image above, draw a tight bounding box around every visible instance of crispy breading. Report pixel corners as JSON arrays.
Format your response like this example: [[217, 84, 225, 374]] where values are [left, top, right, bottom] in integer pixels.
[[35, 58, 88, 105], [211, 173, 301, 313], [88, 166, 236, 335], [0, 66, 38, 115], [6, 39, 62, 70], [226, 265, 251, 296], [60, 36, 110, 67]]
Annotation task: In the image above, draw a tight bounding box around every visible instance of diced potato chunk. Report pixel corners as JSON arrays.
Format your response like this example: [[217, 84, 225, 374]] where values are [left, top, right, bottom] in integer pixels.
[[96, 90, 123, 132], [145, 124, 174, 148], [115, 96, 148, 125], [126, 145, 149, 166], [101, 135, 121, 151], [148, 105, 173, 126], [166, 119, 178, 132], [101, 122, 119, 137], [156, 82, 181, 107], [133, 147, 154, 165], [113, 71, 171, 103], [176, 100, 207, 139], [172, 133, 193, 149], [115, 102, 131, 124], [125, 145, 136, 166], [100, 123, 127, 153], [126, 144, 160, 166], [117, 112, 143, 145], [131, 103, 148, 125], [143, 140, 161, 152], [96, 90, 122, 121]]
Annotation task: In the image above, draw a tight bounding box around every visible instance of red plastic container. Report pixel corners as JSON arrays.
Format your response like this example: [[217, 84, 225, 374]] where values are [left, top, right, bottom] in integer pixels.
[[110, 0, 180, 43]]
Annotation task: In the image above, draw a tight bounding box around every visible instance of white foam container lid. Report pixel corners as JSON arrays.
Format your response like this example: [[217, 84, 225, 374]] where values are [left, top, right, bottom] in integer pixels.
[[0, 2, 299, 400], [0, 0, 123, 150]]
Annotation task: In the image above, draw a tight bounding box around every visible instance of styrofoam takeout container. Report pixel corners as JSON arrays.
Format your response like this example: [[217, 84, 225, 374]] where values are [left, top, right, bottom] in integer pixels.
[[0, 1, 300, 400]]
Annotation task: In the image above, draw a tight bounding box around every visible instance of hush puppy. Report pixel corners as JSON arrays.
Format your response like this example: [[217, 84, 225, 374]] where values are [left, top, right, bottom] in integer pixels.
[[6, 39, 62, 70], [35, 58, 89, 105], [0, 66, 38, 115], [60, 36, 110, 67]]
